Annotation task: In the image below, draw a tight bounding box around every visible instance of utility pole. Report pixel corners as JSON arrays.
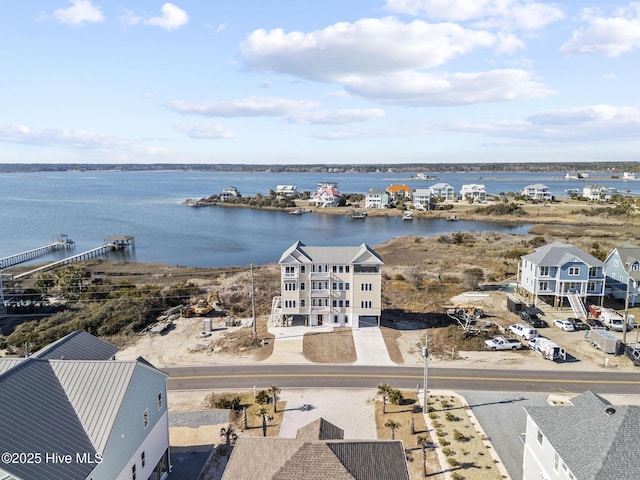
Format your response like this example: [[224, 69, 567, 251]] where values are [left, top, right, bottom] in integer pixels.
[[251, 263, 257, 339], [422, 334, 429, 413], [624, 265, 632, 347]]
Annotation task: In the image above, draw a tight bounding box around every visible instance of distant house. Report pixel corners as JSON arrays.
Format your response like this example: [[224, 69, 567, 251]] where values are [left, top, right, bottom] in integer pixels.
[[222, 418, 410, 480], [412, 188, 431, 210], [518, 242, 605, 308], [385, 184, 412, 202], [604, 246, 640, 307], [523, 391, 640, 480], [276, 185, 297, 197], [274, 241, 383, 328], [582, 185, 614, 201], [429, 182, 455, 201], [364, 188, 390, 209], [220, 186, 241, 200], [308, 182, 341, 208], [460, 184, 486, 203], [0, 330, 170, 480], [522, 184, 552, 201]]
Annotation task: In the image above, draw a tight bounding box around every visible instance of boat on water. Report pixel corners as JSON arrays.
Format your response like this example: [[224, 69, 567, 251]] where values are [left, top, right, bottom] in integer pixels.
[[623, 172, 636, 180], [350, 209, 367, 220], [402, 211, 413, 221], [447, 214, 458, 222], [188, 200, 204, 207]]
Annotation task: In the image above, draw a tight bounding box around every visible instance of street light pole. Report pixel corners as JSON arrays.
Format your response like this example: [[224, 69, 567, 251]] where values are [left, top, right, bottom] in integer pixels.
[[624, 264, 633, 347], [422, 334, 429, 413]]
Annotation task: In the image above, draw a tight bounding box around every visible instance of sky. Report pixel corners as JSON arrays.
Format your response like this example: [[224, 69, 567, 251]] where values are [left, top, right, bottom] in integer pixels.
[[1, 1, 640, 165]]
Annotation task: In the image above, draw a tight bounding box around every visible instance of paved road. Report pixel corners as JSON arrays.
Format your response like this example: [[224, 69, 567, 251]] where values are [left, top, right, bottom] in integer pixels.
[[164, 364, 640, 394]]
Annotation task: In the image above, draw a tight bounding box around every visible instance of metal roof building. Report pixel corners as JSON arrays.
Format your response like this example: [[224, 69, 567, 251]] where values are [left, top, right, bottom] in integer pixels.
[[0, 331, 170, 480]]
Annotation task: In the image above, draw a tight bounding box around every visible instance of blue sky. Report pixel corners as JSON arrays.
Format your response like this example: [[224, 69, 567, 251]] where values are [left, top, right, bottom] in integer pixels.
[[1, 1, 640, 164]]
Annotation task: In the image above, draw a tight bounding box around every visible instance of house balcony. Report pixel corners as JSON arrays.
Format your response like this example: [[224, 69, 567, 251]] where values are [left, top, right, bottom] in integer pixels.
[[310, 289, 330, 297], [310, 306, 331, 313], [310, 272, 331, 280], [283, 273, 298, 280]]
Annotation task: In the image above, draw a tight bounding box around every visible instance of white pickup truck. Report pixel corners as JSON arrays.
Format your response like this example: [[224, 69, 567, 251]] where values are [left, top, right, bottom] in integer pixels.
[[484, 336, 523, 350]]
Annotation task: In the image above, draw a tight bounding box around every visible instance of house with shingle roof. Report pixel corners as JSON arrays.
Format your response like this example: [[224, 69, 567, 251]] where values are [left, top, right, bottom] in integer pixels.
[[222, 418, 410, 480], [364, 188, 390, 209], [603, 245, 640, 307], [518, 242, 606, 308], [273, 241, 383, 328], [0, 330, 170, 480], [522, 183, 552, 200], [523, 391, 640, 480]]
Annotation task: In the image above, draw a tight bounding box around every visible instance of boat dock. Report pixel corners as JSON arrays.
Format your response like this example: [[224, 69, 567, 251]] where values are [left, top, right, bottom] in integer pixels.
[[10, 235, 135, 280], [0, 235, 75, 269]]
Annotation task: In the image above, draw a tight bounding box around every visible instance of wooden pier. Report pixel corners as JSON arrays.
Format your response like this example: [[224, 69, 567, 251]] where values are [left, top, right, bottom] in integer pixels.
[[0, 235, 75, 269], [11, 235, 135, 280]]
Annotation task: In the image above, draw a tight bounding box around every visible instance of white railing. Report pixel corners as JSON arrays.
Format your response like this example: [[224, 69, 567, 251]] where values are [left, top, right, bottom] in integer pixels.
[[567, 291, 588, 319]]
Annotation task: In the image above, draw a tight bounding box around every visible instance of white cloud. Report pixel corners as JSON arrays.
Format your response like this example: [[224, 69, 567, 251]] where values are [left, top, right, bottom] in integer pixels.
[[52, 0, 104, 25], [240, 17, 499, 80], [144, 3, 189, 31], [446, 104, 640, 142], [288, 108, 386, 125], [175, 123, 233, 139], [561, 5, 640, 57], [0, 124, 131, 148], [341, 69, 554, 106], [167, 97, 319, 117], [384, 0, 564, 31], [119, 8, 142, 27]]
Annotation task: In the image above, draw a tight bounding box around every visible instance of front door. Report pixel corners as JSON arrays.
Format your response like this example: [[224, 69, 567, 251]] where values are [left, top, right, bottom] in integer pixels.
[[317, 315, 323, 326]]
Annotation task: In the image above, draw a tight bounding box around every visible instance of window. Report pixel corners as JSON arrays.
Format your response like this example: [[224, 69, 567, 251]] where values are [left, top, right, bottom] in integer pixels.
[[300, 282, 306, 291], [587, 282, 596, 292], [589, 267, 598, 276], [338, 266, 344, 273], [157, 393, 162, 410], [345, 266, 350, 273], [539, 281, 548, 292], [569, 266, 580, 276], [361, 283, 373, 291], [338, 300, 344, 307], [634, 263, 639, 272], [132, 464, 137, 480], [539, 266, 549, 276], [332, 300, 337, 307], [537, 429, 543, 444], [300, 299, 306, 307], [300, 265, 306, 274], [284, 283, 296, 291], [614, 259, 619, 267], [345, 283, 350, 290], [332, 265, 337, 273], [345, 300, 350, 307], [143, 409, 149, 428], [334, 315, 339, 323], [554, 453, 559, 471], [141, 451, 146, 468], [285, 266, 296, 275], [361, 300, 372, 309], [284, 300, 297, 308]]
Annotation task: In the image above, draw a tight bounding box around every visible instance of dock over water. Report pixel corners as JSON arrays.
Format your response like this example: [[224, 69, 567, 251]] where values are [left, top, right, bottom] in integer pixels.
[[9, 236, 135, 280], [0, 235, 75, 269]]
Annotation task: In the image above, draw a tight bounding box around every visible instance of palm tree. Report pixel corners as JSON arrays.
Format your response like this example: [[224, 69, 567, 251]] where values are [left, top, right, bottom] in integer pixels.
[[384, 419, 400, 439], [256, 406, 272, 437], [268, 384, 281, 413], [377, 383, 392, 414], [219, 424, 238, 455], [417, 435, 429, 477]]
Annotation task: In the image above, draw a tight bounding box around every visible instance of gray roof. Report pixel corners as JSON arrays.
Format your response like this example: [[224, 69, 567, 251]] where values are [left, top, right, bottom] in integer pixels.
[[0, 357, 26, 374], [279, 241, 383, 265], [524, 391, 640, 479], [222, 436, 409, 480], [296, 417, 344, 440], [32, 329, 118, 361], [522, 242, 605, 267], [610, 246, 640, 281]]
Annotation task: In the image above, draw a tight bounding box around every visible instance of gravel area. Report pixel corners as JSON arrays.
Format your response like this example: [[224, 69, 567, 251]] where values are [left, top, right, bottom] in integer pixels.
[[170, 410, 230, 428]]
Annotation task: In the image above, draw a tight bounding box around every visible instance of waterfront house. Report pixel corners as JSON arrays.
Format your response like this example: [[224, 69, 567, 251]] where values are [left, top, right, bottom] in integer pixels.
[[429, 182, 455, 201], [522, 391, 640, 480], [385, 184, 412, 203], [364, 188, 390, 208], [274, 241, 383, 328], [0, 330, 171, 480], [460, 184, 486, 203], [522, 184, 552, 201], [308, 182, 341, 208], [582, 185, 613, 202], [276, 185, 297, 197], [622, 172, 636, 180], [603, 245, 640, 307], [412, 188, 432, 210], [220, 186, 241, 200], [518, 242, 605, 308], [222, 418, 410, 480]]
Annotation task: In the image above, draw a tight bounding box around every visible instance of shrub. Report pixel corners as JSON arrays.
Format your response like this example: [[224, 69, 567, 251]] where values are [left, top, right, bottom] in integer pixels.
[[442, 447, 454, 456], [445, 412, 459, 422], [438, 438, 450, 446], [453, 430, 468, 442], [447, 457, 459, 467], [255, 390, 270, 405], [451, 473, 465, 480]]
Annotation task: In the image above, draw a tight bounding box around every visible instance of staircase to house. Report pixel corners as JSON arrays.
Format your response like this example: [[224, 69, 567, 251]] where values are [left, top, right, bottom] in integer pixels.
[[567, 291, 588, 319]]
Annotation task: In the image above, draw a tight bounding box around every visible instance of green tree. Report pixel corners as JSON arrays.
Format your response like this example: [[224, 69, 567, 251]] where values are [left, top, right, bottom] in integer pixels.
[[268, 384, 281, 413], [377, 383, 392, 414], [384, 418, 400, 439]]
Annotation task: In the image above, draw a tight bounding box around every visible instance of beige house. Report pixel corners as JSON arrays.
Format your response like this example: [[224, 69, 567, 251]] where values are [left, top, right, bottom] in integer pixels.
[[273, 241, 383, 328]]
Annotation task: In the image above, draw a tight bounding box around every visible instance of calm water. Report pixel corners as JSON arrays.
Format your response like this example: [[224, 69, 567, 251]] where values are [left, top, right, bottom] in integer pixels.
[[0, 169, 633, 267]]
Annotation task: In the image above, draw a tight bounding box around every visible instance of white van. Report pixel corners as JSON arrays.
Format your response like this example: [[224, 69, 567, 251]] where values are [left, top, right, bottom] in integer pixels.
[[508, 323, 539, 340]]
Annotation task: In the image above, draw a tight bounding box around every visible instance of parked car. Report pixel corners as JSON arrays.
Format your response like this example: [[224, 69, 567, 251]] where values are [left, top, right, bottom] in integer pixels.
[[553, 319, 575, 332], [508, 323, 539, 340], [484, 336, 523, 351], [519, 310, 547, 328], [585, 318, 605, 329], [624, 345, 640, 366], [566, 317, 589, 331]]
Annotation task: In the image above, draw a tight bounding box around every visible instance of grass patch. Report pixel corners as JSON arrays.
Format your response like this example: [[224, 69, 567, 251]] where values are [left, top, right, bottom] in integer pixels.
[[303, 327, 357, 363]]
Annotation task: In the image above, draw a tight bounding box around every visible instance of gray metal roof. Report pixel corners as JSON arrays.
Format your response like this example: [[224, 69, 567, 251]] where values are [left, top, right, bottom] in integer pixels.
[[279, 241, 383, 265], [522, 242, 605, 267], [524, 391, 640, 479], [0, 358, 26, 375], [32, 329, 118, 361], [50, 360, 137, 453]]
